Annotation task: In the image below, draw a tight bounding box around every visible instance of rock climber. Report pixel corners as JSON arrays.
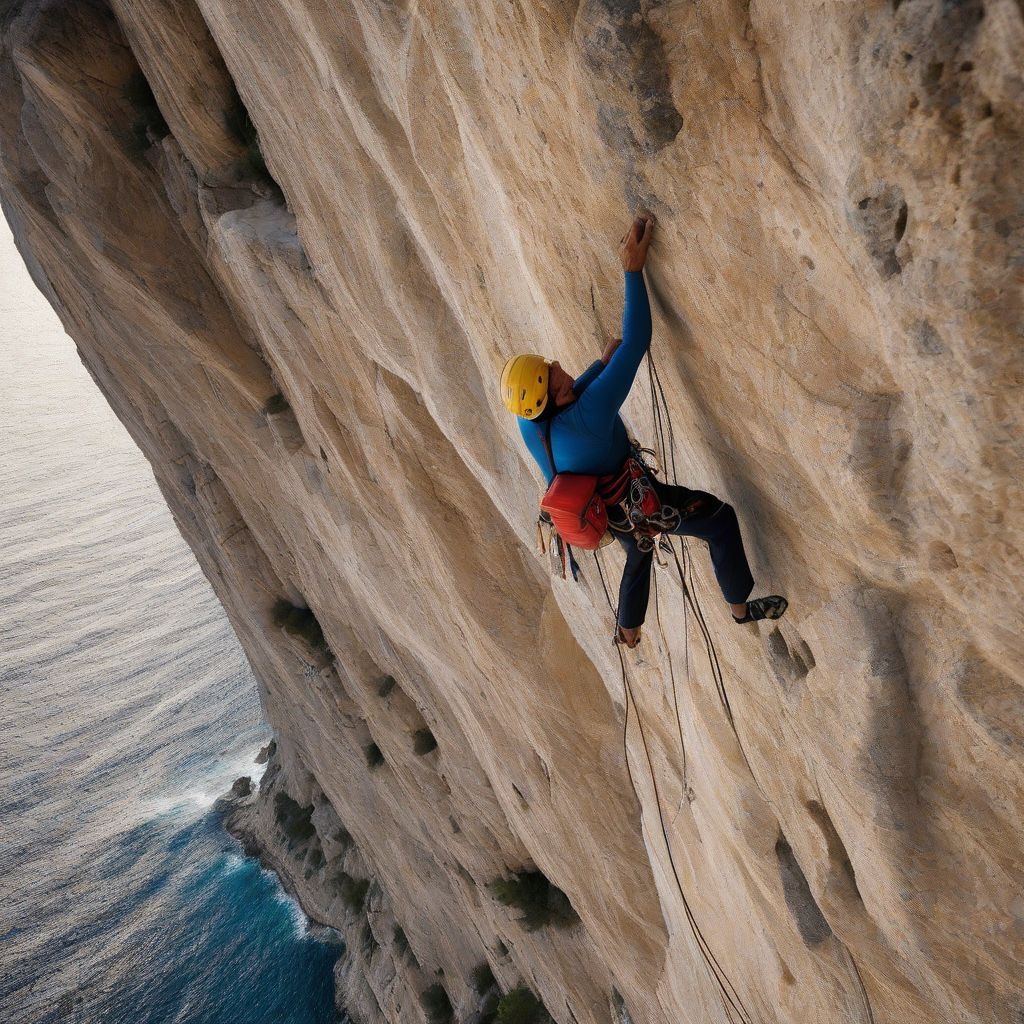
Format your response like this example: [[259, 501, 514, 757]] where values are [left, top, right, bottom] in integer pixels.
[[500, 212, 787, 647]]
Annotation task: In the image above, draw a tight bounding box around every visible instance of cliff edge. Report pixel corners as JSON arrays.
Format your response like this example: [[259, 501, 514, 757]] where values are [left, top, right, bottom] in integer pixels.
[[1, 1, 1022, 1022]]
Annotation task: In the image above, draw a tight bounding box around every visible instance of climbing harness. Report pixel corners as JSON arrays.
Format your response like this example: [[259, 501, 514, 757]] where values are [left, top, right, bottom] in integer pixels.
[[602, 444, 680, 552], [535, 424, 685, 571]]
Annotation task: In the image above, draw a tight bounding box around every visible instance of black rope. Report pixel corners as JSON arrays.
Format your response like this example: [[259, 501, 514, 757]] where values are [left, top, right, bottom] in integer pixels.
[[647, 359, 670, 479], [653, 568, 688, 799], [647, 349, 694, 803], [648, 350, 679, 485], [593, 550, 753, 1024], [672, 542, 734, 725], [646, 348, 758, 769], [846, 947, 877, 1024], [594, 551, 640, 801]]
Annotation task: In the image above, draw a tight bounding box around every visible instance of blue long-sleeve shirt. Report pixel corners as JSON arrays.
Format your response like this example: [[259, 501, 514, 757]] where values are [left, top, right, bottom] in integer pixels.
[[519, 271, 652, 483]]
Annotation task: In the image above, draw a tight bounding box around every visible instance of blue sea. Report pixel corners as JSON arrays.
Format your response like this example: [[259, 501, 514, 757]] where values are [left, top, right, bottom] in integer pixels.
[[0, 221, 342, 1023]]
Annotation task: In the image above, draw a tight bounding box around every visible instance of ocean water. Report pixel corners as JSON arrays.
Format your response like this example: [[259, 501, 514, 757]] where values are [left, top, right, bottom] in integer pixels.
[[0, 221, 341, 1023]]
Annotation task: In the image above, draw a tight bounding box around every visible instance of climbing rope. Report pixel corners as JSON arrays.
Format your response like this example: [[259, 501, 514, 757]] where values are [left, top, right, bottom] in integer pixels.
[[593, 551, 754, 1024], [652, 569, 688, 801], [611, 348, 874, 1024], [584, 345, 770, 1023], [646, 348, 768, 786]]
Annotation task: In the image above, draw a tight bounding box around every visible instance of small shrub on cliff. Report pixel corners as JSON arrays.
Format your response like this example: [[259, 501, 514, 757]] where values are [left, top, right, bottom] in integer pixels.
[[271, 599, 333, 661], [488, 871, 578, 932], [471, 961, 497, 996], [365, 742, 385, 770], [377, 675, 397, 698], [479, 991, 500, 1024], [494, 987, 552, 1024], [263, 392, 290, 415], [361, 921, 379, 959], [273, 791, 315, 842], [333, 870, 370, 912], [412, 727, 438, 756], [124, 70, 169, 155], [224, 83, 282, 197], [611, 988, 634, 1024], [419, 984, 453, 1024]]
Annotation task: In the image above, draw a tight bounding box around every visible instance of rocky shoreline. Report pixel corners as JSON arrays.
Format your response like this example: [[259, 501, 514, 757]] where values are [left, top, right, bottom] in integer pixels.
[[218, 742, 421, 1024], [218, 749, 335, 934], [217, 739, 549, 1024]]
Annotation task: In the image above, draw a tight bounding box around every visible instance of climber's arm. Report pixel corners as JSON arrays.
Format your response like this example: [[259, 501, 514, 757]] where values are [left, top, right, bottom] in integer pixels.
[[572, 334, 627, 397], [572, 359, 604, 396], [575, 269, 652, 420], [519, 416, 555, 486], [600, 337, 623, 365]]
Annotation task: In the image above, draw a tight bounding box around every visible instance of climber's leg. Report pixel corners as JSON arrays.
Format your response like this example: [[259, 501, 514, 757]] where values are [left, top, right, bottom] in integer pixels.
[[613, 530, 654, 642], [654, 482, 755, 607]]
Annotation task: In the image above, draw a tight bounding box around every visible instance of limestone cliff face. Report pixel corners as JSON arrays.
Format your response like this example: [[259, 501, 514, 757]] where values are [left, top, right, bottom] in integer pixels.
[[2, 1, 1022, 1021]]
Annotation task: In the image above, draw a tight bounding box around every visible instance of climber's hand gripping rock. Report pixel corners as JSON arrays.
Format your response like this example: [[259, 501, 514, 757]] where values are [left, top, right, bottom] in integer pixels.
[[620, 212, 655, 272]]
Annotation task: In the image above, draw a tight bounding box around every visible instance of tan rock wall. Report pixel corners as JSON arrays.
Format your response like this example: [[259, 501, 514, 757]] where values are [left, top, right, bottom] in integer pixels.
[[1, 1, 1021, 1022]]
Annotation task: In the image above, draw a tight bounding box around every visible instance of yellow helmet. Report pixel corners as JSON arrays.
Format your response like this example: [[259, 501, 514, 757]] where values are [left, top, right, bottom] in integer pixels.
[[500, 354, 550, 419]]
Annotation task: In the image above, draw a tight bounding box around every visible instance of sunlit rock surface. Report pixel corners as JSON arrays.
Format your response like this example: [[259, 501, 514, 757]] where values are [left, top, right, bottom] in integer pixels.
[[2, 1, 1021, 1021]]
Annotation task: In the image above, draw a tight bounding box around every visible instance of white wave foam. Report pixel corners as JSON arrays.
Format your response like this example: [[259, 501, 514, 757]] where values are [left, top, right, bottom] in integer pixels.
[[221, 853, 246, 875], [272, 886, 311, 939], [140, 741, 270, 822]]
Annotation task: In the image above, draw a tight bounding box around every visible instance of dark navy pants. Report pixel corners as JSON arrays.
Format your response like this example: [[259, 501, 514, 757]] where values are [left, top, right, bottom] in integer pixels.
[[613, 480, 755, 629]]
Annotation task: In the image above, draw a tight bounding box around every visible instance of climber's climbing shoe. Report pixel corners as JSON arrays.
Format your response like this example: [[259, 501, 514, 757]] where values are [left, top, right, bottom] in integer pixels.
[[733, 595, 788, 624]]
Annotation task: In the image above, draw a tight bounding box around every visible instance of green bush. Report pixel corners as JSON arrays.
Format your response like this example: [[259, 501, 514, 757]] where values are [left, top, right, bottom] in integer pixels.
[[270, 599, 333, 661], [333, 870, 370, 912], [273, 792, 315, 842], [223, 84, 286, 202], [224, 84, 274, 182], [362, 921, 378, 959], [488, 871, 578, 931], [377, 675, 397, 698], [495, 987, 551, 1024], [471, 961, 497, 996], [124, 70, 168, 155], [263, 392, 290, 415], [611, 988, 633, 1024], [413, 727, 438, 755], [480, 991, 500, 1024], [365, 742, 385, 770], [419, 984, 453, 1024]]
